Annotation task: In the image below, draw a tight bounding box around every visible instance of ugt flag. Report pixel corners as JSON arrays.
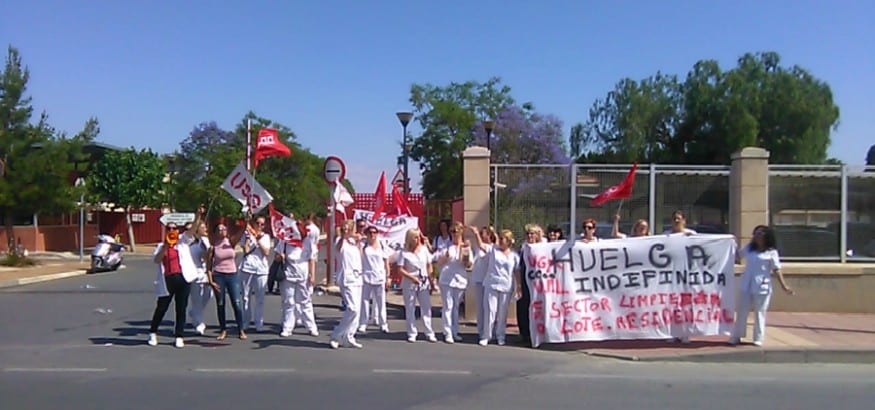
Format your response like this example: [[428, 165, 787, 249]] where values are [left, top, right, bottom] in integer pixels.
[[590, 163, 637, 207], [254, 128, 291, 168]]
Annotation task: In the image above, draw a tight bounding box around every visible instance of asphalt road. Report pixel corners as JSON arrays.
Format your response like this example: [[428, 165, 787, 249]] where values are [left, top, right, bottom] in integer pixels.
[[1, 256, 874, 409]]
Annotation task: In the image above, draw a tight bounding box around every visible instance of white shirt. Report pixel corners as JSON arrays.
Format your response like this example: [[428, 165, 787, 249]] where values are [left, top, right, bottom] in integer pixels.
[[397, 247, 432, 291], [182, 233, 211, 282], [739, 244, 781, 295], [471, 244, 494, 285], [239, 233, 272, 275], [483, 248, 520, 293], [433, 235, 453, 254], [438, 244, 472, 290], [275, 241, 310, 283], [306, 223, 321, 261], [362, 243, 391, 285], [663, 228, 697, 236], [337, 238, 363, 288]]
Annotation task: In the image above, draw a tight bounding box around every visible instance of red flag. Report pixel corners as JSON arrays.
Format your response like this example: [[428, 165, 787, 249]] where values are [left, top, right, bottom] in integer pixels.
[[590, 163, 638, 207], [254, 128, 291, 168], [390, 183, 412, 216], [371, 172, 387, 222], [269, 204, 307, 246]]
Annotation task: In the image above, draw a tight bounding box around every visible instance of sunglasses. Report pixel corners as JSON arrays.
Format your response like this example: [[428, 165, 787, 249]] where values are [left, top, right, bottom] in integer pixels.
[[584, 225, 595, 230], [167, 226, 179, 231]]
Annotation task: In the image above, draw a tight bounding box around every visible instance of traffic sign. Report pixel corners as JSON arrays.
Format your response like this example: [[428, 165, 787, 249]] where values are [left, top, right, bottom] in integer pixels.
[[159, 213, 195, 225], [391, 169, 405, 189], [323, 156, 346, 184]]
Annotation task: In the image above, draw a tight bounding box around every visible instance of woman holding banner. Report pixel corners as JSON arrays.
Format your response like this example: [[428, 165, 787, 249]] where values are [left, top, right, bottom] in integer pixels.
[[396, 228, 437, 343], [358, 226, 391, 334], [330, 220, 364, 349], [729, 225, 795, 346], [664, 210, 697, 235], [480, 229, 521, 346], [516, 224, 544, 347], [436, 222, 473, 344], [469, 225, 497, 341], [579, 218, 600, 243]]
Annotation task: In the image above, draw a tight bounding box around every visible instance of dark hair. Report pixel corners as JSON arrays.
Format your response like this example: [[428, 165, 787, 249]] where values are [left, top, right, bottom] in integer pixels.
[[546, 224, 564, 240], [748, 225, 777, 252], [672, 210, 686, 220]]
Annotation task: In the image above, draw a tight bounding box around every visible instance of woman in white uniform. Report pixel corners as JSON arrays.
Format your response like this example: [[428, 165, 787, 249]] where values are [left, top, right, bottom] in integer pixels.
[[479, 229, 521, 346], [184, 212, 212, 336], [238, 216, 272, 332], [436, 221, 473, 343], [358, 226, 391, 334], [730, 225, 794, 346], [275, 232, 320, 338], [432, 219, 453, 254], [664, 210, 697, 236], [395, 228, 437, 343], [330, 220, 364, 349], [468, 225, 496, 340]]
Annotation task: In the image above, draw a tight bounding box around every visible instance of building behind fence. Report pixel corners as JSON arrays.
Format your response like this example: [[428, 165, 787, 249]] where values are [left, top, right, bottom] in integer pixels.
[[490, 161, 874, 262]]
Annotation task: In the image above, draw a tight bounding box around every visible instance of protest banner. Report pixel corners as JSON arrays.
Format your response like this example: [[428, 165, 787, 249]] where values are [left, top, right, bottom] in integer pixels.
[[352, 209, 418, 253], [221, 161, 273, 213], [524, 235, 737, 347]]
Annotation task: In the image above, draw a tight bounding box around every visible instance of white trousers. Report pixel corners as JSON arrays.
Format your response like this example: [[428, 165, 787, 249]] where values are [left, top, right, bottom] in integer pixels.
[[188, 282, 213, 327], [281, 280, 317, 333], [331, 285, 362, 343], [359, 283, 387, 328], [402, 287, 434, 338], [484, 289, 511, 342], [440, 285, 465, 338], [473, 283, 486, 338], [734, 291, 772, 343], [241, 272, 267, 330]]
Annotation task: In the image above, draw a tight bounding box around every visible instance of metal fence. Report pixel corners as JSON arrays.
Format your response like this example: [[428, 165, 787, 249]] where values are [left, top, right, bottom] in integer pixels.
[[491, 163, 875, 262], [492, 163, 730, 243], [768, 165, 875, 261]]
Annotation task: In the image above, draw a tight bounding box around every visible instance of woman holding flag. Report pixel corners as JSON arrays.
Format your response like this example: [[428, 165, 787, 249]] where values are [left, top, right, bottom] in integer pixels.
[[330, 220, 364, 349], [274, 218, 320, 338], [469, 225, 497, 342], [436, 221, 473, 344]]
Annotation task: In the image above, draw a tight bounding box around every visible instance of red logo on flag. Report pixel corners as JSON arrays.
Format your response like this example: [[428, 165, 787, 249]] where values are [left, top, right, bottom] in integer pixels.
[[254, 128, 291, 168]]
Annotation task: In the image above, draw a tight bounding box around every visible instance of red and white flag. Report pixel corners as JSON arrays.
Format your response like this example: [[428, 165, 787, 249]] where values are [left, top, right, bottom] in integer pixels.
[[333, 178, 354, 216], [590, 163, 638, 207], [371, 172, 387, 222], [254, 128, 291, 168], [269, 204, 307, 246], [390, 183, 412, 216]]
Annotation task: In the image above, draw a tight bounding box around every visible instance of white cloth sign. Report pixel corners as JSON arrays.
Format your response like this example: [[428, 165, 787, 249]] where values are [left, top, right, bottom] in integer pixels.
[[524, 235, 737, 348], [352, 210, 418, 253], [221, 161, 273, 213]]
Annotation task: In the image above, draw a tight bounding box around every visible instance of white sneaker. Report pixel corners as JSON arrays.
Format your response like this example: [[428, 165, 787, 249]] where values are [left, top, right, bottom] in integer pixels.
[[445, 335, 455, 344], [280, 330, 292, 337], [196, 323, 206, 335], [753, 340, 763, 347], [309, 329, 319, 337], [346, 339, 363, 349], [174, 337, 185, 348], [329, 339, 340, 349], [426, 334, 438, 343], [478, 339, 488, 346], [380, 325, 390, 333], [407, 336, 417, 343], [357, 325, 367, 334], [147, 333, 158, 346]]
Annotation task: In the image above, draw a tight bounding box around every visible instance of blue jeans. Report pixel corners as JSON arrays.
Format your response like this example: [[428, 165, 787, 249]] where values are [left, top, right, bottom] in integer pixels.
[[214, 272, 244, 331]]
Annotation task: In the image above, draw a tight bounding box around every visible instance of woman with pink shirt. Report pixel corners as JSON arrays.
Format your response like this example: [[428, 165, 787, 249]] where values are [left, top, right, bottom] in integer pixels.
[[207, 223, 247, 340]]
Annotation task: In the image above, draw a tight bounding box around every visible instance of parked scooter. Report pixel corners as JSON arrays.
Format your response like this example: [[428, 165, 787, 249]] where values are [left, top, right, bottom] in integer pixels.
[[91, 234, 124, 273]]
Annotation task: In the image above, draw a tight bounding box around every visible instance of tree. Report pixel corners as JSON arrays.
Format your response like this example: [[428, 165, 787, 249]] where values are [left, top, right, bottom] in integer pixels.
[[0, 46, 84, 252], [580, 52, 840, 164], [409, 77, 515, 199], [867, 145, 875, 166], [87, 148, 165, 251], [172, 112, 331, 220], [569, 122, 586, 159], [471, 105, 569, 164]]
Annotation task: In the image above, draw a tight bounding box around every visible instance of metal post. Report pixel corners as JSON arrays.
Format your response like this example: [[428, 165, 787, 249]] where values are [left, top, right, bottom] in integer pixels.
[[328, 194, 336, 285], [648, 163, 656, 233], [79, 192, 84, 263], [840, 165, 848, 263], [402, 124, 409, 194], [493, 166, 498, 229], [569, 163, 577, 241]]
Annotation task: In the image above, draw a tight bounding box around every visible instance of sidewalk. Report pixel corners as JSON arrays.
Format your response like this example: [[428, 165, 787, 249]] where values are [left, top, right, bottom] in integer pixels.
[[0, 260, 90, 288]]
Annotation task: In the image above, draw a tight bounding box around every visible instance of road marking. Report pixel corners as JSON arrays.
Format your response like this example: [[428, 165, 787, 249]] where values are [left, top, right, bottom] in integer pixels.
[[540, 373, 779, 382], [372, 369, 472, 375], [191, 368, 296, 373], [3, 367, 107, 373]]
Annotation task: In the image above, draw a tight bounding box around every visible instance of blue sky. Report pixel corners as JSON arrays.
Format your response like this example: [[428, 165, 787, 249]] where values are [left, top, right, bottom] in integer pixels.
[[2, 0, 873, 192]]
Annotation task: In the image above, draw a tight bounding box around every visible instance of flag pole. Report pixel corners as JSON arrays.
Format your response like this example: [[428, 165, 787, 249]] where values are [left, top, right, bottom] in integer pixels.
[[328, 179, 337, 287], [616, 198, 625, 215], [246, 118, 253, 217]]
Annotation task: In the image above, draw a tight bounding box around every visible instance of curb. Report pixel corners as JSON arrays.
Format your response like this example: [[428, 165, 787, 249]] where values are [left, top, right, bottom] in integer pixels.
[[584, 348, 875, 364], [0, 270, 88, 289]]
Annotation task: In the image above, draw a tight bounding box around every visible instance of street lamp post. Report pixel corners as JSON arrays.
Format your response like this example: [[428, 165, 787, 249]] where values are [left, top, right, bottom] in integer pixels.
[[483, 119, 495, 154], [396, 112, 414, 193]]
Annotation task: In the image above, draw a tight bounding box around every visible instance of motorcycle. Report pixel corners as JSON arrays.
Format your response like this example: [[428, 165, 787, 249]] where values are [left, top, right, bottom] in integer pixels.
[[91, 234, 124, 273]]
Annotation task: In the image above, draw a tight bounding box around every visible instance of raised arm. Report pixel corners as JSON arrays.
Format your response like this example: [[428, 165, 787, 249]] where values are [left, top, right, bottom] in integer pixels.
[[611, 214, 625, 239]]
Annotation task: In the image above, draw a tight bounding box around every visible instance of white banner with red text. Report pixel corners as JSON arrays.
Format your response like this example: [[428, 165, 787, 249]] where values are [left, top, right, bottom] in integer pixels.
[[352, 209, 418, 254], [524, 235, 737, 348], [221, 161, 273, 213]]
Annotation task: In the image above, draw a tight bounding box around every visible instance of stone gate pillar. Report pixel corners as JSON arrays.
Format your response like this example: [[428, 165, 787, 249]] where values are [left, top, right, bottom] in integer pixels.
[[462, 146, 490, 321], [730, 147, 771, 247]]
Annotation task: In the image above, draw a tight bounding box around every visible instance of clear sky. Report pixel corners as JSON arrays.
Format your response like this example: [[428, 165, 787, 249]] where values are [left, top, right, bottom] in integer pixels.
[[2, 0, 873, 192]]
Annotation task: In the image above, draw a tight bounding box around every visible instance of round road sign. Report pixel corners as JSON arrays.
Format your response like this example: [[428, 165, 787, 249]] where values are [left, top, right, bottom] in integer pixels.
[[323, 156, 346, 184]]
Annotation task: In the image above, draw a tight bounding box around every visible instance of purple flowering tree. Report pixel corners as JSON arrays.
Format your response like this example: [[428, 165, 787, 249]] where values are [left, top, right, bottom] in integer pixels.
[[472, 105, 570, 164]]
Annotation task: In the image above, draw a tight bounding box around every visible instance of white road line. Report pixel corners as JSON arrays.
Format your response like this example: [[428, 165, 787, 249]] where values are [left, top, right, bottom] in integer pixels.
[[3, 367, 107, 373], [540, 373, 779, 382], [191, 368, 296, 373], [372, 369, 472, 375]]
